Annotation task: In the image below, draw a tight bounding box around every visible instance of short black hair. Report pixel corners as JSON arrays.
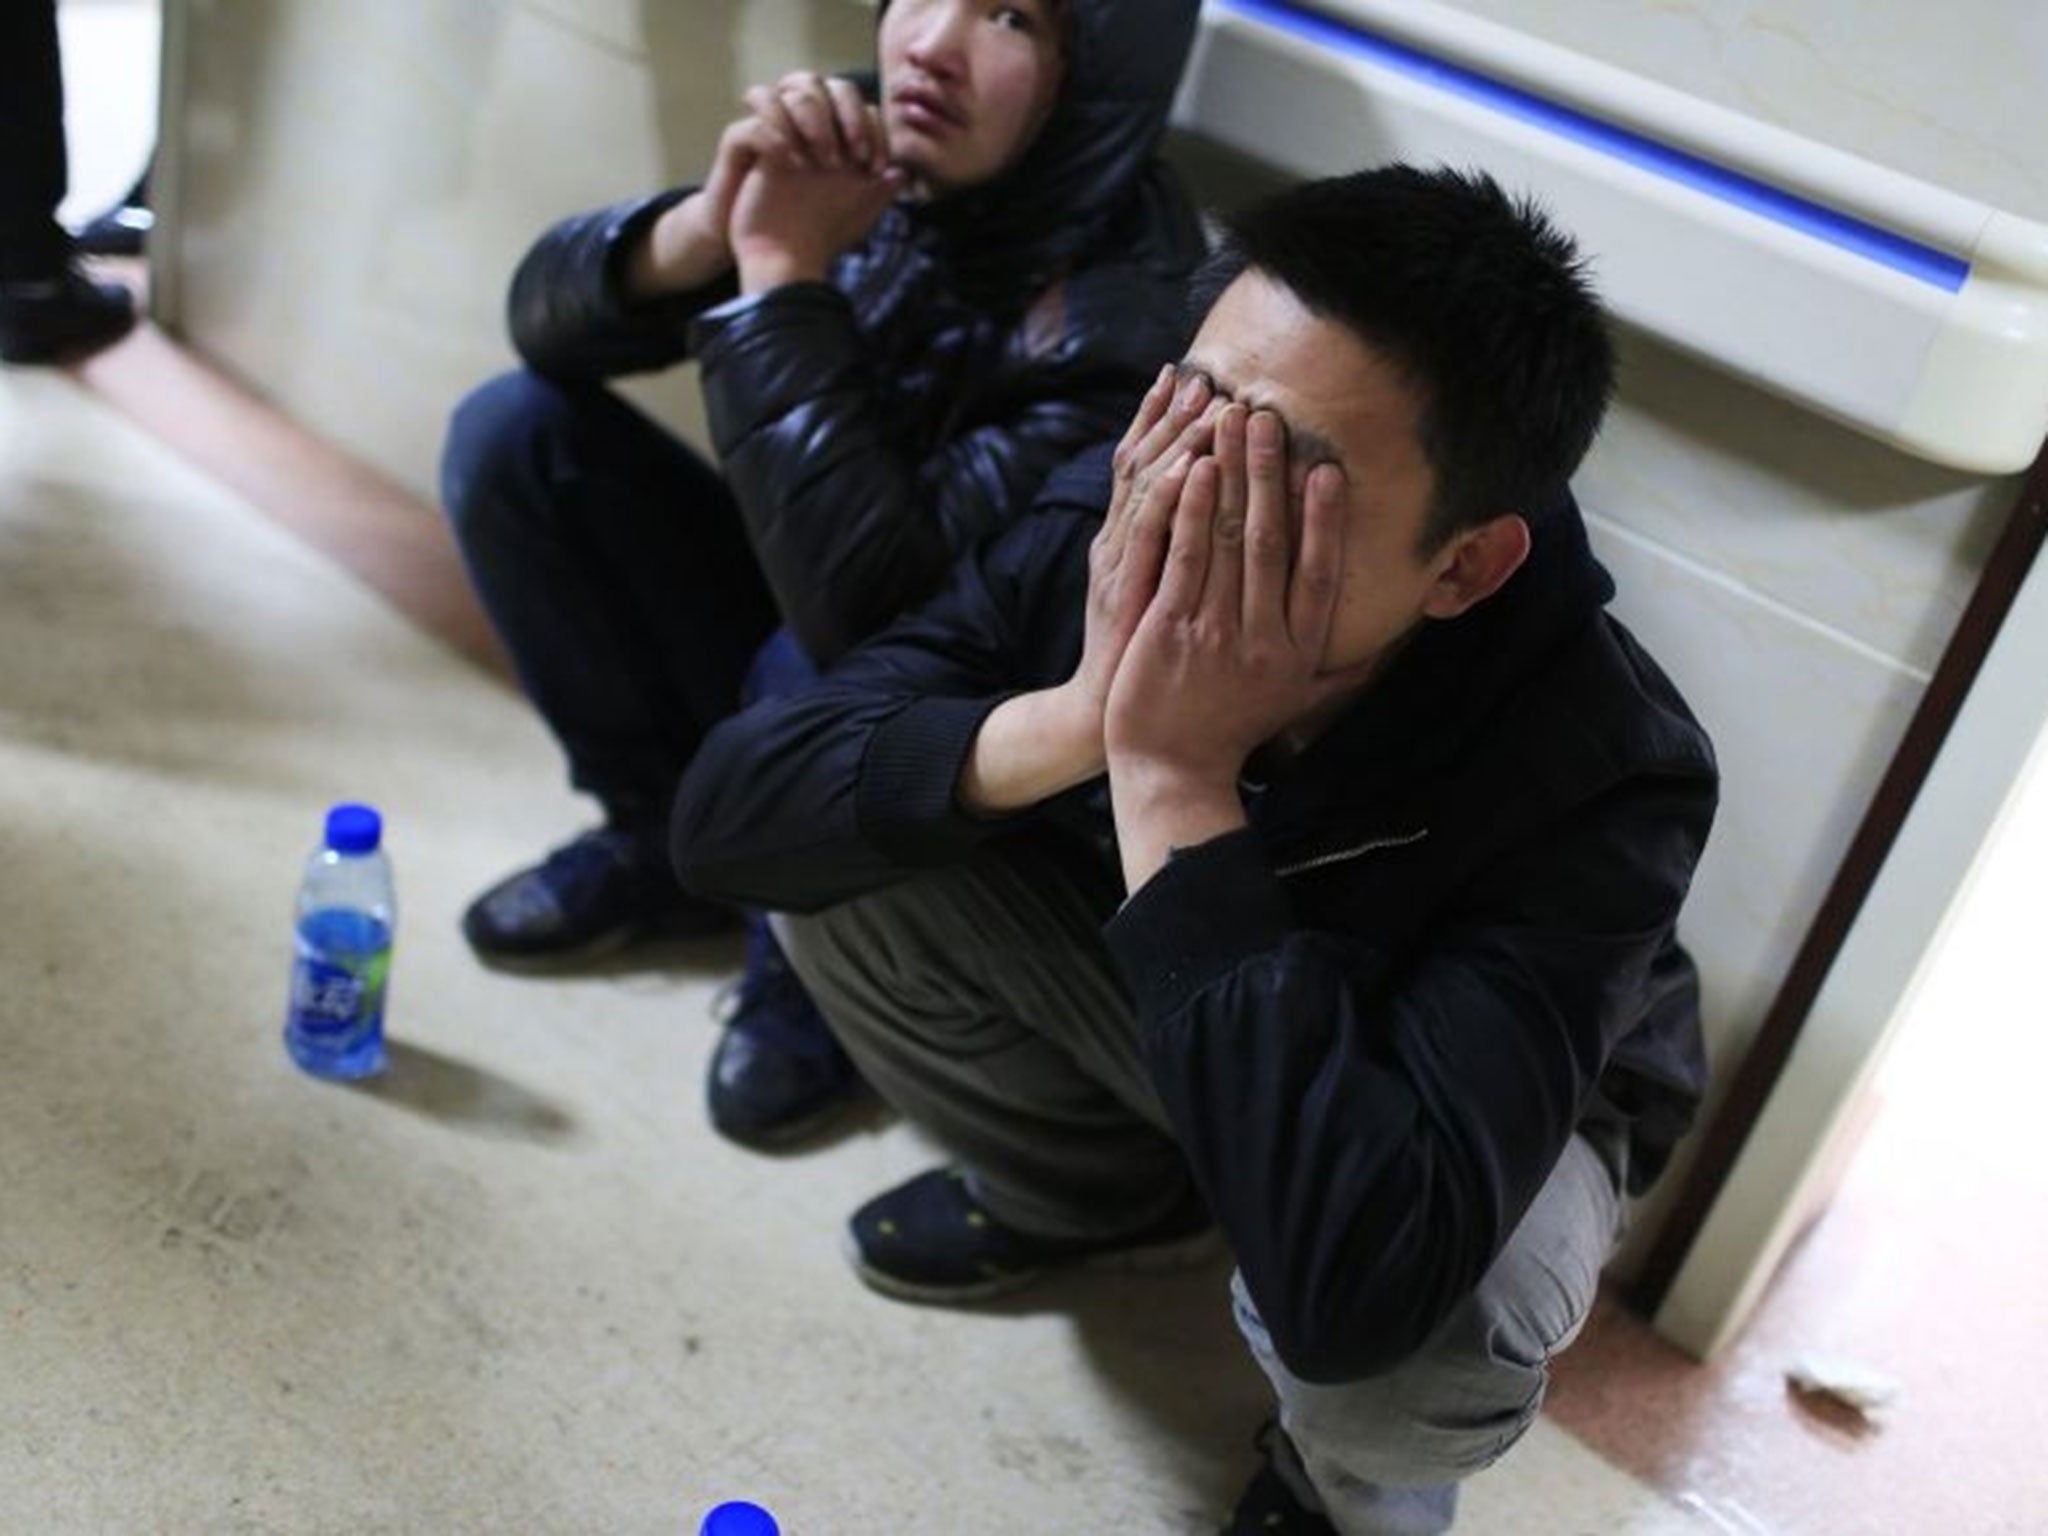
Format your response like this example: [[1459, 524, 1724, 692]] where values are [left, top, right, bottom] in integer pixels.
[[1189, 165, 1615, 551]]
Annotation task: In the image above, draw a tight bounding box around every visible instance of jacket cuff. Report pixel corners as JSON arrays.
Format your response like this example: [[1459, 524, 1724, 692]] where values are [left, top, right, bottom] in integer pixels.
[[856, 696, 1012, 864], [1104, 829, 1294, 1026], [602, 188, 739, 320], [600, 189, 684, 289]]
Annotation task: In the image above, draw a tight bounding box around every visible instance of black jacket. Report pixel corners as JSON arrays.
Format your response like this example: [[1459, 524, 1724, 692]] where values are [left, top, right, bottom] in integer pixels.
[[671, 446, 1719, 1385], [499, 0, 1207, 663]]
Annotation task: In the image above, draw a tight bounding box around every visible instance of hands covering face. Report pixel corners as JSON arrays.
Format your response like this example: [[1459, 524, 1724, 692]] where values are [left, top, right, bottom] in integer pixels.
[[1074, 365, 1223, 723], [1081, 366, 1363, 787]]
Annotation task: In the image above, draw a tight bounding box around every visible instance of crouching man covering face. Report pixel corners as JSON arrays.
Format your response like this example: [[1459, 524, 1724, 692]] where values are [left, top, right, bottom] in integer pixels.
[[669, 167, 1718, 1535]]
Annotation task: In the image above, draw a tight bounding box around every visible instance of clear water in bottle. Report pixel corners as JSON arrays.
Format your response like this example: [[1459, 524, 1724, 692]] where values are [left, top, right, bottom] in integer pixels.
[[284, 803, 394, 1079]]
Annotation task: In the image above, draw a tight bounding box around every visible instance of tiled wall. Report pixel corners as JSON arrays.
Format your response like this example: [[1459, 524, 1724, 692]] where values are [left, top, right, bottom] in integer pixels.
[[1580, 357, 2009, 1263], [160, 0, 2037, 1274], [1443, 0, 2048, 224], [163, 0, 882, 486]]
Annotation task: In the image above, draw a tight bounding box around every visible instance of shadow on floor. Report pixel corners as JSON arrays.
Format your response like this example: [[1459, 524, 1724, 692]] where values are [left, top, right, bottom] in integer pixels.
[[977, 1251, 1275, 1521], [350, 1039, 579, 1145]]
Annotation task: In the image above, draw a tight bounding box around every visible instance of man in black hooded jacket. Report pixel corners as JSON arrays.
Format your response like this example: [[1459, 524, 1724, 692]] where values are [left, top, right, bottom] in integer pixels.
[[440, 0, 1205, 1145], [670, 168, 1718, 1533]]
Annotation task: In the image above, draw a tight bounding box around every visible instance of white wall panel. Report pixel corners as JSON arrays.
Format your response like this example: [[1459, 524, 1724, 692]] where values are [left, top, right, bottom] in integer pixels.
[[1585, 333, 2012, 677]]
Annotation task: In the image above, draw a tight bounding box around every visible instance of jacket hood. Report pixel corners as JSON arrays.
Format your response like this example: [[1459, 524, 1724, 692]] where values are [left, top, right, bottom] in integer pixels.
[[889, 0, 1202, 296]]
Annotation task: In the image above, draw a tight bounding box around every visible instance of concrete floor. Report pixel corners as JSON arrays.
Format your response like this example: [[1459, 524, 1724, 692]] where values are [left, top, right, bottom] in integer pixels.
[[0, 367, 1718, 1532]]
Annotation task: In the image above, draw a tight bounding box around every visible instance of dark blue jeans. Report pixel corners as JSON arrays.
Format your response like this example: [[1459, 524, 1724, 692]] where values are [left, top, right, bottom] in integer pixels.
[[442, 370, 781, 828]]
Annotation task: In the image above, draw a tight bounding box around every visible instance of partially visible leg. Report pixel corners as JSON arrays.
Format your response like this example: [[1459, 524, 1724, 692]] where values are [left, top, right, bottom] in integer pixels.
[[1230, 1135, 1625, 1536], [704, 628, 868, 1146], [0, 0, 70, 277], [708, 907, 854, 1147], [779, 840, 1200, 1244], [443, 370, 777, 820], [441, 371, 778, 961], [0, 0, 133, 363]]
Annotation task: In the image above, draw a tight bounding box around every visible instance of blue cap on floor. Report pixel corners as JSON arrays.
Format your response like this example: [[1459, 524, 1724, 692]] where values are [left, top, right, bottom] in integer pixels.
[[699, 1502, 779, 1536]]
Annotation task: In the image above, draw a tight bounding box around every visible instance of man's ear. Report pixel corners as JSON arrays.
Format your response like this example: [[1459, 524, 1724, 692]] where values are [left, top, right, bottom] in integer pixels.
[[1421, 513, 1531, 620]]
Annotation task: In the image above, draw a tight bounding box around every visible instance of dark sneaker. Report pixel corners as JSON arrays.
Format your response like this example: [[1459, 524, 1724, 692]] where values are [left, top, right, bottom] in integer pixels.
[[1225, 1465, 1338, 1535], [844, 1166, 1218, 1305], [1226, 1425, 1338, 1534], [706, 916, 864, 1147], [0, 266, 134, 364], [461, 826, 733, 967]]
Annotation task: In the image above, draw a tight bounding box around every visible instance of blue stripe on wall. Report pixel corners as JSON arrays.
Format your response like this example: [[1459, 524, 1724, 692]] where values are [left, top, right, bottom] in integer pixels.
[[1216, 0, 1972, 294]]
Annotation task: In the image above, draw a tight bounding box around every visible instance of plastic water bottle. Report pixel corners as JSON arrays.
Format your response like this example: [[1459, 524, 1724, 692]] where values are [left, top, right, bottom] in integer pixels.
[[283, 803, 394, 1079], [698, 1502, 779, 1536]]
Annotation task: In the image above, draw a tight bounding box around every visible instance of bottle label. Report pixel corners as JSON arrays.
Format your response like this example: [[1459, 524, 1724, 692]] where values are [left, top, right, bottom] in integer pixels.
[[285, 908, 391, 1058], [289, 957, 368, 1036]]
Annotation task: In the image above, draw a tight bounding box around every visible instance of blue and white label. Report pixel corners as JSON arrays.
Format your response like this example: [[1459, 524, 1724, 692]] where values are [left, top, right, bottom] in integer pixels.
[[288, 957, 366, 1037]]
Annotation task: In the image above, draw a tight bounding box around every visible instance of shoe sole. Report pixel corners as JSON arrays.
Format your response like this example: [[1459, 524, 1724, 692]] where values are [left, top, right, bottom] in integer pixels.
[[840, 1223, 1225, 1307], [466, 910, 739, 973]]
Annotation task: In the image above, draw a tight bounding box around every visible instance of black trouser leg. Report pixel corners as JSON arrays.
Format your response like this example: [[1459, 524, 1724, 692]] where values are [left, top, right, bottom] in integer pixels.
[[0, 0, 73, 280], [440, 370, 779, 827]]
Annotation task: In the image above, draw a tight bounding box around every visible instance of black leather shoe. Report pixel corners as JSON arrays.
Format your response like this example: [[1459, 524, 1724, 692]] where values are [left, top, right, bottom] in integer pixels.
[[706, 918, 862, 1147], [0, 266, 134, 364], [461, 826, 734, 967]]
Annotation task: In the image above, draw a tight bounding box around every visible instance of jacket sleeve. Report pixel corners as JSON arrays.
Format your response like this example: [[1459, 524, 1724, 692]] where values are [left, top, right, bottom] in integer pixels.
[[690, 279, 1158, 664], [506, 189, 740, 380], [670, 510, 1093, 911], [1102, 774, 1715, 1385]]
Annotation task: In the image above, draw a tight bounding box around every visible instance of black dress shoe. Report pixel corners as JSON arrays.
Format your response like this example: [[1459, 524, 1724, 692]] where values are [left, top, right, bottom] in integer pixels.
[[0, 266, 134, 364]]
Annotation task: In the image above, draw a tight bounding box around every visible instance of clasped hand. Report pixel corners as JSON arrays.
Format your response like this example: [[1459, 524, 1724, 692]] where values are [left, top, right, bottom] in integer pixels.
[[637, 71, 905, 297]]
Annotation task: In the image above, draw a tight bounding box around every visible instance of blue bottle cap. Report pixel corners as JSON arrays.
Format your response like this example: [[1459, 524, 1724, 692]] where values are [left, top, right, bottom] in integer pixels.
[[324, 803, 383, 854], [699, 1502, 779, 1536]]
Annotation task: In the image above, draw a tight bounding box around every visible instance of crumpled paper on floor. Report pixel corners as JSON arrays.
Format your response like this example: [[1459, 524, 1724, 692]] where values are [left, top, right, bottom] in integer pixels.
[[1786, 1353, 1902, 1421]]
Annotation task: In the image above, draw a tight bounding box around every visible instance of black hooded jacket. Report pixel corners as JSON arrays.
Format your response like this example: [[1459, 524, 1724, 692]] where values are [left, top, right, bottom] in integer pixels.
[[501, 0, 1207, 662], [669, 445, 1719, 1384]]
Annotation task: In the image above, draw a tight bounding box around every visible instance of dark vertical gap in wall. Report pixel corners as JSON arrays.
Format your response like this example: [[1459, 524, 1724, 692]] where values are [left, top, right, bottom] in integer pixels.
[[1631, 433, 2048, 1320]]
